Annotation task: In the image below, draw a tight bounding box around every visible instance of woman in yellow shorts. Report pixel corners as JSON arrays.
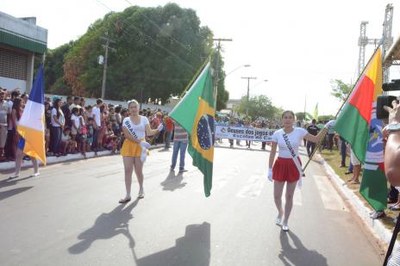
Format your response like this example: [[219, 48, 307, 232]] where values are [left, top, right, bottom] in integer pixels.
[[119, 100, 163, 203]]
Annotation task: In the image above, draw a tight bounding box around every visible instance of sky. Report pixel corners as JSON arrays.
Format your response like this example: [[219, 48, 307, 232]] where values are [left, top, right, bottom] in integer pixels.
[[2, 0, 400, 115]]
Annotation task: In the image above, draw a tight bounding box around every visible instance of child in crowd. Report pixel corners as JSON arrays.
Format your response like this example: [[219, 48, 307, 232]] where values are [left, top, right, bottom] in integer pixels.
[[86, 117, 95, 153], [60, 127, 77, 155], [104, 121, 118, 154], [70, 107, 80, 142]]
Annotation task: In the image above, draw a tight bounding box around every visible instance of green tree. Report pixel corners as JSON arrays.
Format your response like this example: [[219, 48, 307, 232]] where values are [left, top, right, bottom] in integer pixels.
[[45, 42, 74, 95], [56, 3, 218, 105], [330, 79, 352, 103], [236, 95, 278, 119]]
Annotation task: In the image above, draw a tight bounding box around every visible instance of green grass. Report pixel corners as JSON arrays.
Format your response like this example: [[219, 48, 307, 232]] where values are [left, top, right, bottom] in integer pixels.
[[319, 148, 398, 231]]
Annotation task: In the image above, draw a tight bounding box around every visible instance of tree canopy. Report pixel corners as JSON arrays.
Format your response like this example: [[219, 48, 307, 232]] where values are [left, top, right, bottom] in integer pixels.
[[45, 3, 228, 109], [330, 79, 353, 103], [235, 95, 280, 120]]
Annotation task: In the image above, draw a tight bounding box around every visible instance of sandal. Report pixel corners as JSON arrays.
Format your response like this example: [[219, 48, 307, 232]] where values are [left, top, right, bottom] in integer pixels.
[[118, 197, 131, 204], [8, 174, 19, 180]]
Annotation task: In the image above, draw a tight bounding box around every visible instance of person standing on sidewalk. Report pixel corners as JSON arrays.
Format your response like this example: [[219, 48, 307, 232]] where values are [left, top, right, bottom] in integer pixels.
[[91, 98, 103, 154], [170, 119, 188, 173], [164, 114, 174, 150], [118, 100, 163, 203], [0, 90, 11, 161], [267, 110, 334, 232]]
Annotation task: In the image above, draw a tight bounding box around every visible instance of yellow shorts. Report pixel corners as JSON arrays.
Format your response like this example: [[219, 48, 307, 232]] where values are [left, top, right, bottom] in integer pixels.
[[120, 139, 142, 157]]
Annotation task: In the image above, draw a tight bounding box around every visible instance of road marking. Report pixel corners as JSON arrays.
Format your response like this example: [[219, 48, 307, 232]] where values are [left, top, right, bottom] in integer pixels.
[[313, 175, 349, 212], [236, 174, 265, 198]]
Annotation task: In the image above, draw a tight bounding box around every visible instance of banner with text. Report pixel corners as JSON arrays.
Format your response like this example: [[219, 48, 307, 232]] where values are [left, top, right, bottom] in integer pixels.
[[215, 125, 275, 141]]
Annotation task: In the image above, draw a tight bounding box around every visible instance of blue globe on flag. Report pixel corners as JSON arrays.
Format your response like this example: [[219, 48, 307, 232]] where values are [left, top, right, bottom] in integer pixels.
[[196, 114, 215, 150]]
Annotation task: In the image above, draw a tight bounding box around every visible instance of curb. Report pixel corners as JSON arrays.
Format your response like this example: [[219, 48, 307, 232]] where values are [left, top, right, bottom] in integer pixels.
[[316, 153, 393, 247], [0, 144, 165, 172]]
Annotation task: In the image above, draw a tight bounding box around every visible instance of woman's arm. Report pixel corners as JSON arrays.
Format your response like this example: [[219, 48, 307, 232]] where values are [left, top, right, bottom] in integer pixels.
[[304, 127, 328, 143], [268, 142, 277, 169], [122, 126, 140, 143]]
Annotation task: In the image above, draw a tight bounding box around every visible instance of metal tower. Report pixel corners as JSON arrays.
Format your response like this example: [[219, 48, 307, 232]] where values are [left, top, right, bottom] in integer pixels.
[[357, 3, 393, 80], [381, 3, 394, 82]]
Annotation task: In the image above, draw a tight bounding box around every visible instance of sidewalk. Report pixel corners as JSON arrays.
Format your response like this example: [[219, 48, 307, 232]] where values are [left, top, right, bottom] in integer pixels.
[[315, 153, 392, 252], [0, 143, 165, 172]]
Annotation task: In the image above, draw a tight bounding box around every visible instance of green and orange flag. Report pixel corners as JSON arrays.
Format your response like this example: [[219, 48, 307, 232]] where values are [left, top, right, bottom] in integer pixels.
[[335, 48, 386, 211], [170, 62, 216, 197]]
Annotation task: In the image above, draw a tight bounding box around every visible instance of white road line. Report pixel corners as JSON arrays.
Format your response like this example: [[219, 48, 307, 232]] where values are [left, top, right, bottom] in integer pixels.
[[313, 174, 349, 212]]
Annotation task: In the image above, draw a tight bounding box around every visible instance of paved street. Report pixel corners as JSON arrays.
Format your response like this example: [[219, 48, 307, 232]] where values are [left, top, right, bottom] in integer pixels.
[[0, 141, 384, 265]]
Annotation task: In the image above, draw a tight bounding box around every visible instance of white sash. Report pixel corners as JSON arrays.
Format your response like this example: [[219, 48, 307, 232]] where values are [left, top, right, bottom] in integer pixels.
[[123, 118, 139, 140], [282, 132, 304, 187]]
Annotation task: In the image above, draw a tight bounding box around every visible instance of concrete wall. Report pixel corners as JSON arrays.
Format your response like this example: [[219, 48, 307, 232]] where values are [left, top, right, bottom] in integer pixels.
[[0, 11, 47, 45]]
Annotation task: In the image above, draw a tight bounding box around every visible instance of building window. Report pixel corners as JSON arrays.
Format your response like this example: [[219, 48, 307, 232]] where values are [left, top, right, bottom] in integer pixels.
[[0, 47, 27, 80]]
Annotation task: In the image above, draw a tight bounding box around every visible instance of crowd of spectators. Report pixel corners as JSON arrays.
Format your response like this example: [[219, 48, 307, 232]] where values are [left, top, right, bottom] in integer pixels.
[[0, 89, 173, 162]]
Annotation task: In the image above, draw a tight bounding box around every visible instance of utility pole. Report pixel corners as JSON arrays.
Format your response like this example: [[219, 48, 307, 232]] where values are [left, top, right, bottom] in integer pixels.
[[212, 38, 232, 106], [241, 76, 257, 101], [241, 76, 257, 116], [100, 32, 116, 99]]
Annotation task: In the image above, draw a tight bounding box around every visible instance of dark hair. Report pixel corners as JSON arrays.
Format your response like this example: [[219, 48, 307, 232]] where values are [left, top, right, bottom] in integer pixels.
[[281, 110, 295, 118], [71, 107, 79, 114], [11, 90, 20, 98], [96, 98, 103, 105], [53, 98, 62, 118], [115, 106, 122, 113], [12, 97, 23, 120]]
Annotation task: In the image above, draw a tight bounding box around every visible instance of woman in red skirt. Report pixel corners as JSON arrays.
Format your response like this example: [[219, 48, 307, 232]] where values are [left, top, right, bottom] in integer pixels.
[[268, 110, 334, 231]]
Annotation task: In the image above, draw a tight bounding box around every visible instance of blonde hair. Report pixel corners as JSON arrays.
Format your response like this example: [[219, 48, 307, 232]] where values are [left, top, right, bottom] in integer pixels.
[[127, 99, 139, 108]]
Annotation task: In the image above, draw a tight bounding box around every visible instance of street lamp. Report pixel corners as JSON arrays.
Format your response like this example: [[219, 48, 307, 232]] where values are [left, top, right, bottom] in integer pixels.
[[226, 64, 251, 77]]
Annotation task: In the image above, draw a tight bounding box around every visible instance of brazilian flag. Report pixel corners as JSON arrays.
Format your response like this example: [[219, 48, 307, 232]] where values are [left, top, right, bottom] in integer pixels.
[[170, 62, 216, 197]]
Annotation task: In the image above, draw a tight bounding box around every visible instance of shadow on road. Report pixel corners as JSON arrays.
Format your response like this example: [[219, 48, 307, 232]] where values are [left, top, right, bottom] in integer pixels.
[[0, 186, 33, 201], [160, 171, 187, 191], [137, 222, 210, 266], [68, 199, 139, 254], [279, 230, 327, 266], [0, 175, 36, 188]]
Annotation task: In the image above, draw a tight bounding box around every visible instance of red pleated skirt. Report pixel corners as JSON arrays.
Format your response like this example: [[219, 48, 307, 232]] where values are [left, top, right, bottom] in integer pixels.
[[272, 157, 301, 183]]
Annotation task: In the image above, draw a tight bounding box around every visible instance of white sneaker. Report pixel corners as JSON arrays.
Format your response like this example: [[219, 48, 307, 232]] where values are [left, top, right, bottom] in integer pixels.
[[282, 224, 289, 232], [275, 217, 282, 226], [138, 188, 145, 199], [32, 172, 40, 177]]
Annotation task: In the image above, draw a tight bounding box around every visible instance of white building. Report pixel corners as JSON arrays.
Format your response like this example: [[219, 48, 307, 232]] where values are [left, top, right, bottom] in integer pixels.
[[0, 11, 47, 92]]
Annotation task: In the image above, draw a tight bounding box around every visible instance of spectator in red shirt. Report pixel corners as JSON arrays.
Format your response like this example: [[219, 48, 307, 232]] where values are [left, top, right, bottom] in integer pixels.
[[164, 114, 174, 150]]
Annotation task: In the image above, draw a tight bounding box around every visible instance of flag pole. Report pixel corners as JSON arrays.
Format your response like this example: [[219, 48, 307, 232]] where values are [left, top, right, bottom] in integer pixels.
[[179, 57, 211, 99], [302, 45, 382, 172]]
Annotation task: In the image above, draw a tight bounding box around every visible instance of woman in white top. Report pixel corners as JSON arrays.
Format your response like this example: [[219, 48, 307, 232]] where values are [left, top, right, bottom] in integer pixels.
[[50, 98, 65, 156], [119, 100, 163, 203], [268, 110, 334, 231]]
